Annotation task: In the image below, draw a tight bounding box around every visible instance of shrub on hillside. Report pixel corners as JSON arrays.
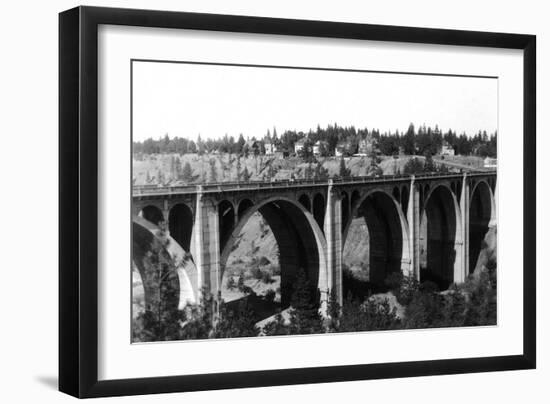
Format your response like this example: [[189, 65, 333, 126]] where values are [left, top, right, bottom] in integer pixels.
[[213, 300, 260, 338], [329, 293, 400, 333], [384, 272, 419, 306], [258, 256, 271, 266], [262, 313, 291, 336]]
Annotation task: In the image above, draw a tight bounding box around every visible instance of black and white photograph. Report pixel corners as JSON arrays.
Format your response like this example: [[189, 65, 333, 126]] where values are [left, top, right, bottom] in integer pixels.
[[131, 60, 498, 342]]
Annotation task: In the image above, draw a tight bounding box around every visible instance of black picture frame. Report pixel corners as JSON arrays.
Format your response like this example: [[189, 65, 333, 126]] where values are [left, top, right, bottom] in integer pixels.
[[59, 6, 536, 398]]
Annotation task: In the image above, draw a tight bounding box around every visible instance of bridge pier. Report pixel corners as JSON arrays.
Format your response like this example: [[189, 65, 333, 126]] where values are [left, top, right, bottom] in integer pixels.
[[407, 176, 421, 280], [458, 173, 470, 282], [162, 200, 170, 237], [323, 180, 343, 312], [192, 186, 221, 303]]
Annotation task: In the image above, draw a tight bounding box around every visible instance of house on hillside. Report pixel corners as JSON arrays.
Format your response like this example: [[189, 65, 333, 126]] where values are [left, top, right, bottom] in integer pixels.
[[358, 136, 380, 156], [440, 141, 455, 156], [313, 140, 328, 156], [264, 142, 275, 155], [294, 138, 307, 154], [245, 140, 260, 155], [483, 157, 497, 168], [334, 140, 354, 157], [274, 145, 289, 159]]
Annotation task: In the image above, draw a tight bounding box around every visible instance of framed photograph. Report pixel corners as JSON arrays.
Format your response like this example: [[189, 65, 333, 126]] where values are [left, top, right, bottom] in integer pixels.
[[59, 6, 536, 398]]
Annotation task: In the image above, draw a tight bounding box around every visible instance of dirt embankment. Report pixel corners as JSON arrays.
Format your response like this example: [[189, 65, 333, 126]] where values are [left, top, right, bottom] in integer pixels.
[[134, 153, 483, 185]]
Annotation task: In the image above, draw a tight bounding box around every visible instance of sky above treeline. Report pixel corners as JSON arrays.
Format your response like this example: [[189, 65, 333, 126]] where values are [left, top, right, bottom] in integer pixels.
[[132, 61, 498, 142]]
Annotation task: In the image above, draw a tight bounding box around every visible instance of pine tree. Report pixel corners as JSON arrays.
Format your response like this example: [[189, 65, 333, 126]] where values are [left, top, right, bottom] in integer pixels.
[[304, 163, 314, 180], [314, 162, 329, 181], [241, 166, 251, 182], [237, 273, 245, 292], [237, 134, 246, 154], [288, 268, 324, 335], [403, 123, 416, 155], [423, 152, 436, 172], [208, 158, 217, 183], [173, 156, 182, 179], [338, 156, 351, 178], [182, 162, 193, 183]]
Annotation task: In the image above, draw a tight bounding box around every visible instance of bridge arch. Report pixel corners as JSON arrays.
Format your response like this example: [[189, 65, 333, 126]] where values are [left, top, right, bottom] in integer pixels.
[[401, 185, 409, 214], [312, 193, 325, 231], [420, 184, 462, 289], [469, 180, 496, 273], [220, 196, 327, 311], [341, 191, 350, 232], [351, 189, 361, 209], [392, 186, 400, 203], [342, 188, 411, 292], [140, 205, 164, 226], [218, 199, 236, 249], [298, 193, 311, 212], [168, 203, 193, 252], [237, 198, 254, 220]]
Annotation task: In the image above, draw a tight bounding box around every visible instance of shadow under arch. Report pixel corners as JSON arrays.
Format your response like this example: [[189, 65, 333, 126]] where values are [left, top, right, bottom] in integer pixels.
[[218, 199, 236, 250], [298, 193, 311, 212], [312, 193, 325, 231], [420, 184, 462, 289], [342, 188, 411, 294], [469, 180, 496, 273], [140, 205, 164, 226], [168, 203, 193, 252], [220, 196, 328, 311]]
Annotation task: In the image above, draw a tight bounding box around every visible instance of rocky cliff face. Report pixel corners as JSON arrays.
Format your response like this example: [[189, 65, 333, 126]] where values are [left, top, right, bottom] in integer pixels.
[[473, 225, 497, 277], [342, 217, 370, 280]]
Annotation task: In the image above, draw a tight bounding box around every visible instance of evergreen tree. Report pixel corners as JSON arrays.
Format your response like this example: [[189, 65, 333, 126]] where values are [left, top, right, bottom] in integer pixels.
[[241, 166, 251, 182], [181, 162, 193, 183], [403, 123, 416, 155], [213, 300, 259, 338], [236, 157, 242, 181], [197, 135, 205, 156], [314, 162, 329, 181], [236, 134, 246, 154], [226, 275, 236, 290], [403, 157, 424, 175], [338, 156, 351, 178], [304, 162, 314, 180], [237, 273, 245, 292], [208, 158, 217, 183], [288, 268, 324, 335], [187, 140, 197, 154], [423, 152, 437, 172]]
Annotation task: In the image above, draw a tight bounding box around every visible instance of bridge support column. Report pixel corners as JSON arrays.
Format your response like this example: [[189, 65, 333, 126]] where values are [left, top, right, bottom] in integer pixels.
[[407, 176, 420, 280], [322, 180, 343, 314], [162, 200, 170, 237], [192, 186, 221, 303], [458, 173, 470, 282]]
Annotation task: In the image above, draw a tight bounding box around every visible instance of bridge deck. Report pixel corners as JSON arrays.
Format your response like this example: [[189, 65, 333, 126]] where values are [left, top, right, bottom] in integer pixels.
[[132, 171, 496, 198]]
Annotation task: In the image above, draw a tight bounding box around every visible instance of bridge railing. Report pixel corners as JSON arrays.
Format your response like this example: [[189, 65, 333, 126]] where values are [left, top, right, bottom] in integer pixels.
[[132, 169, 496, 197]]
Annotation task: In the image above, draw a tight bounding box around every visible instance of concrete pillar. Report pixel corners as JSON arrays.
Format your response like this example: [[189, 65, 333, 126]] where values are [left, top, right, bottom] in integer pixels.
[[458, 173, 470, 282], [323, 179, 343, 311], [407, 176, 421, 280], [162, 200, 170, 236], [192, 186, 221, 302]]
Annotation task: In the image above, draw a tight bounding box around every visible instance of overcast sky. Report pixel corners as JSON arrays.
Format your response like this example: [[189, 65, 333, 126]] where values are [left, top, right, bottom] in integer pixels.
[[132, 61, 497, 142]]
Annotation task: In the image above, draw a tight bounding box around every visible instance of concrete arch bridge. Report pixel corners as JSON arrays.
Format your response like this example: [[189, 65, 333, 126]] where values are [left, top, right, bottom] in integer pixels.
[[132, 172, 496, 318]]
